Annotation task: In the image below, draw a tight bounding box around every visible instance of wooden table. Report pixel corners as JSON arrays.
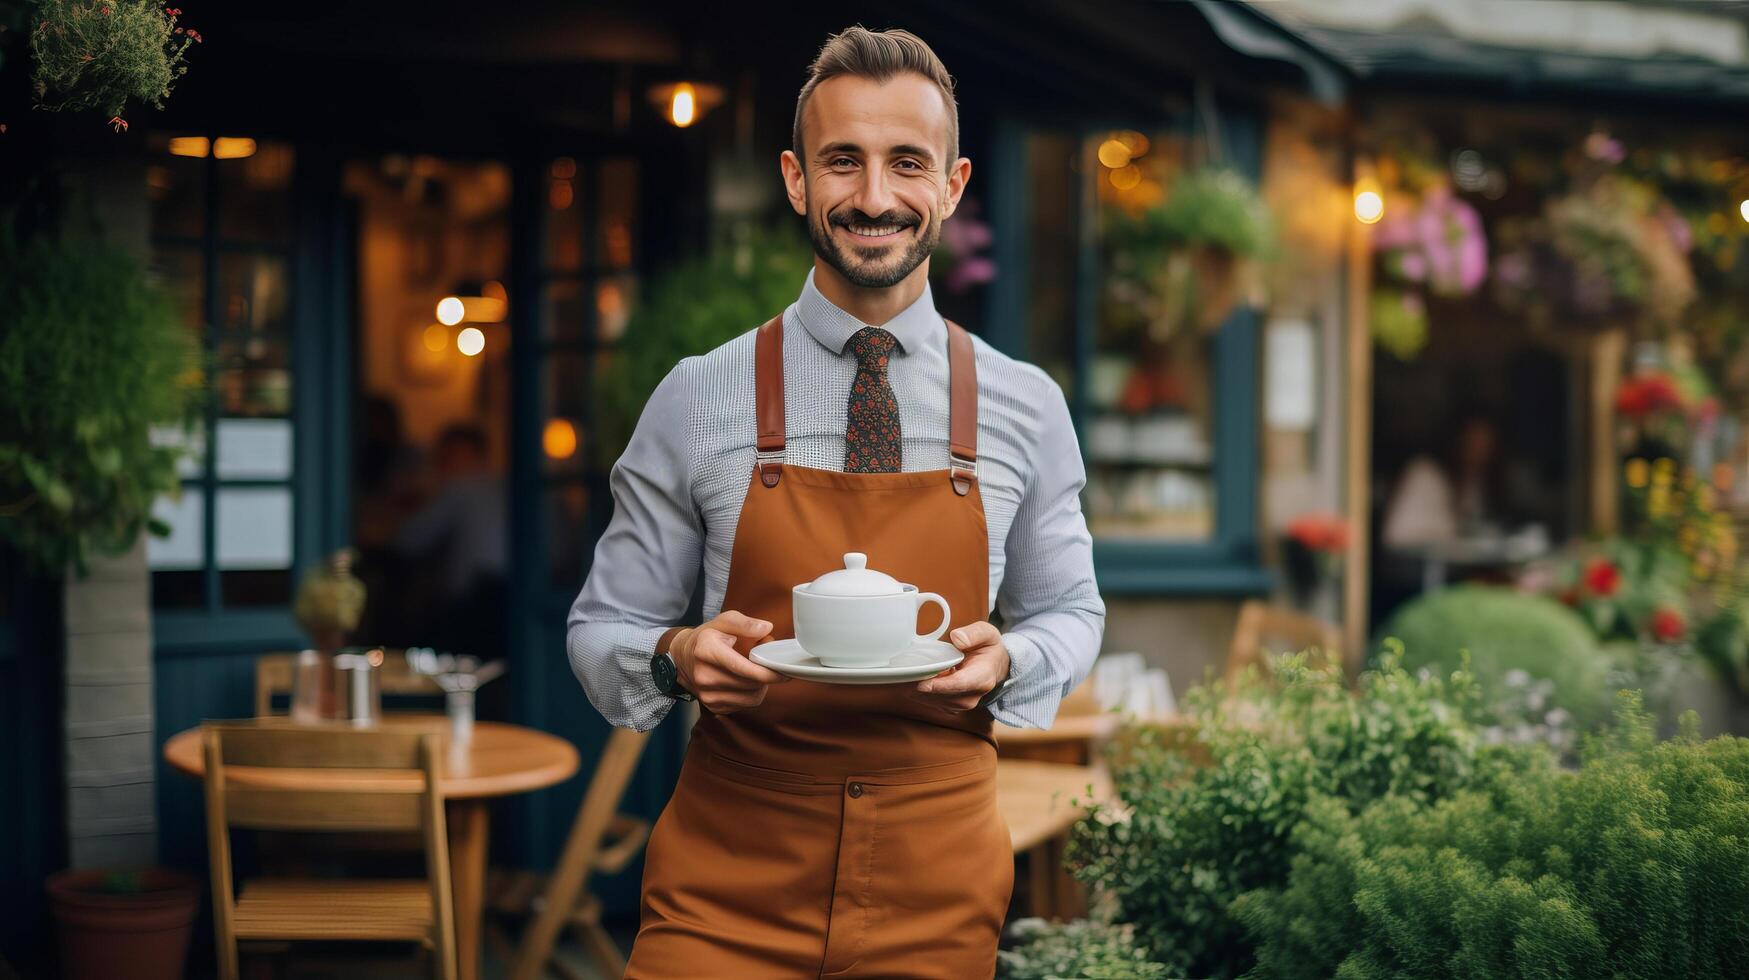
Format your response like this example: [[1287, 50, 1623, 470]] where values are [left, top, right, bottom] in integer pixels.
[[996, 759, 1112, 920], [164, 718, 578, 980]]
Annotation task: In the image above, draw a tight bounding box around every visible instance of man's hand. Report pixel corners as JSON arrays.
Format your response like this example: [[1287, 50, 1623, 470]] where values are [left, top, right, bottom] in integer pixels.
[[910, 621, 1010, 713], [670, 610, 787, 714]]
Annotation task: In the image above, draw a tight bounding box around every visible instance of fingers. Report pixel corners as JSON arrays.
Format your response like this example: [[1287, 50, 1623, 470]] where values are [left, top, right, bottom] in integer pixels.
[[917, 657, 996, 696], [691, 630, 788, 687], [948, 621, 1001, 651], [712, 610, 775, 641]]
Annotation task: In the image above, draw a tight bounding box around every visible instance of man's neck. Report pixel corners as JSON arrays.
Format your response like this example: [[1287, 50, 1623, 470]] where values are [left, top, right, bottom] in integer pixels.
[[810, 259, 931, 327]]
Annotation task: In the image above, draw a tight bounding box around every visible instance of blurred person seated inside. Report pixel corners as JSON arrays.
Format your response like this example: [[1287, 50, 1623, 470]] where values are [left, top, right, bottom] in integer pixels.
[[1382, 413, 1505, 548], [393, 423, 507, 658]]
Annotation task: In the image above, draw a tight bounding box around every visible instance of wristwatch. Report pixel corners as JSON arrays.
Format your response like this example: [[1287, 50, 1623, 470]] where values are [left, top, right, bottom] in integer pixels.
[[975, 667, 1016, 712], [650, 626, 695, 701]]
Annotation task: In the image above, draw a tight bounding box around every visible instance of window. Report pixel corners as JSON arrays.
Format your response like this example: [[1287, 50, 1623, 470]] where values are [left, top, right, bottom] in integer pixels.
[[145, 134, 300, 611], [540, 155, 641, 588], [1003, 115, 1267, 593]]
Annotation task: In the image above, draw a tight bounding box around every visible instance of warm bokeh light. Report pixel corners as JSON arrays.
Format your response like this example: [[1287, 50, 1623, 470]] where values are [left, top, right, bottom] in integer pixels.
[[543, 418, 578, 460], [1740, 199, 1749, 223], [1115, 130, 1150, 156], [421, 324, 448, 352], [212, 138, 257, 159], [168, 136, 209, 158], [1354, 178, 1385, 224], [670, 83, 697, 127], [457, 326, 485, 356], [436, 297, 465, 326], [1109, 165, 1142, 190], [1097, 139, 1132, 169]]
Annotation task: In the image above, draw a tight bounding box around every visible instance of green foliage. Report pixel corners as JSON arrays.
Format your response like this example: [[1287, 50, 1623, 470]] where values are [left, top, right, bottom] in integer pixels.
[[0, 231, 200, 572], [996, 918, 1172, 980], [1377, 585, 1619, 729], [1237, 694, 1749, 979], [31, 0, 198, 122], [1070, 648, 1537, 979], [1110, 168, 1275, 259], [593, 225, 814, 464]]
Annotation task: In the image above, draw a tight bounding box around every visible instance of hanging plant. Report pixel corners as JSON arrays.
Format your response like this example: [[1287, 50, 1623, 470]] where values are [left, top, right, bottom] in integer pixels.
[[1105, 167, 1275, 336], [1373, 185, 1489, 298], [30, 1, 200, 131], [1370, 287, 1429, 359]]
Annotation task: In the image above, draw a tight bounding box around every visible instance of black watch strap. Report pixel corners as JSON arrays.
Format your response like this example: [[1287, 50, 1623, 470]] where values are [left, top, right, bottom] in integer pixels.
[[651, 626, 694, 701], [976, 671, 1016, 712]]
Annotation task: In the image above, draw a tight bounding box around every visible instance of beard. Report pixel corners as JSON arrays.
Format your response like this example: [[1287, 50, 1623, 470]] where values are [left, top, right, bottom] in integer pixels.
[[806, 199, 941, 289]]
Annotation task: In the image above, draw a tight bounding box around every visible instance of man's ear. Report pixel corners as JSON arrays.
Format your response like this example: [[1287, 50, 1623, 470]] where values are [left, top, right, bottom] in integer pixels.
[[942, 156, 973, 219], [780, 150, 808, 216]]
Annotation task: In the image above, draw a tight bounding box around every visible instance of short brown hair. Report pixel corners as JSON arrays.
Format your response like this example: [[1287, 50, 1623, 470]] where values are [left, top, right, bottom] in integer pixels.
[[793, 26, 959, 167]]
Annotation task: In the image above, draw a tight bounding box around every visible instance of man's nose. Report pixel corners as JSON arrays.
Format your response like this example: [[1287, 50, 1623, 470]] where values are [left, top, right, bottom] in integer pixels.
[[850, 164, 903, 220]]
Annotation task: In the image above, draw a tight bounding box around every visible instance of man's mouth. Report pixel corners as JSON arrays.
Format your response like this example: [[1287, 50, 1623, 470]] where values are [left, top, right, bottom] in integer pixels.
[[838, 221, 913, 243]]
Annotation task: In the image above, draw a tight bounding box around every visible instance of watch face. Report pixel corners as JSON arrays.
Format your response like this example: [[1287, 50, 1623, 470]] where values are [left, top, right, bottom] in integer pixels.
[[652, 652, 678, 692]]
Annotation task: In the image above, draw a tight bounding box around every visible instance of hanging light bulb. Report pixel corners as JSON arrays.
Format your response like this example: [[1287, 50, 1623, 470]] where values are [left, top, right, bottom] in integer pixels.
[[1353, 176, 1384, 225], [457, 326, 485, 357]]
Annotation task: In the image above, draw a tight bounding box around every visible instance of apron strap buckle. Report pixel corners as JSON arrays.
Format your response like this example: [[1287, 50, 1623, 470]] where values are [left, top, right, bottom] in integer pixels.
[[757, 447, 785, 488], [949, 453, 977, 496]]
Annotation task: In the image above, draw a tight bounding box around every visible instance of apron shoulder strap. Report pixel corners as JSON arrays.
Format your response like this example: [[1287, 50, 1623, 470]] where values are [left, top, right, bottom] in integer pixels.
[[944, 319, 979, 496], [755, 314, 786, 488], [756, 312, 977, 494]]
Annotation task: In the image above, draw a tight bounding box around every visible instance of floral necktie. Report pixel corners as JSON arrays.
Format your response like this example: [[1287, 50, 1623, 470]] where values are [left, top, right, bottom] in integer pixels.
[[844, 326, 901, 473]]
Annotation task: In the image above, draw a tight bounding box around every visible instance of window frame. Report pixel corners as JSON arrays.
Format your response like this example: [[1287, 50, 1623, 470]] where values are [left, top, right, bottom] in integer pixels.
[[148, 136, 350, 651], [984, 108, 1271, 596]]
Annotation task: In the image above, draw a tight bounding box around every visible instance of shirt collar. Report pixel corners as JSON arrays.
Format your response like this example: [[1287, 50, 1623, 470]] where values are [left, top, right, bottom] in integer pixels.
[[795, 266, 943, 356]]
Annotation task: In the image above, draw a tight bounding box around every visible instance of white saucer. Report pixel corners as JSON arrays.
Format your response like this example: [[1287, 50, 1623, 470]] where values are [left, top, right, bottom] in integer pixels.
[[750, 639, 964, 685]]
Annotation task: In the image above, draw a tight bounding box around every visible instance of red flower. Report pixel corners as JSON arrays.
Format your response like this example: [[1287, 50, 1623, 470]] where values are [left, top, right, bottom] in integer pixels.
[[1615, 374, 1685, 419], [166, 7, 182, 14], [107, 116, 128, 133], [185, 28, 202, 42], [1582, 558, 1620, 597], [1288, 513, 1350, 555], [1651, 607, 1686, 642]]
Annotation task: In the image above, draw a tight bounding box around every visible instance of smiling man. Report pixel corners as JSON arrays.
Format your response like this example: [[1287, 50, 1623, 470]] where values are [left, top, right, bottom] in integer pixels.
[[568, 25, 1104, 978]]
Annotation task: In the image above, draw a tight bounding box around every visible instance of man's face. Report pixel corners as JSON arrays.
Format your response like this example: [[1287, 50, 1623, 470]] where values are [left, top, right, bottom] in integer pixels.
[[783, 73, 969, 289]]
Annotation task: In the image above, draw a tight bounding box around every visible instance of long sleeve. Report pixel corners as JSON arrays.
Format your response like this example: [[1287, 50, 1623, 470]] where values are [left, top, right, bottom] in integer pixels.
[[988, 377, 1105, 729], [566, 360, 705, 731]]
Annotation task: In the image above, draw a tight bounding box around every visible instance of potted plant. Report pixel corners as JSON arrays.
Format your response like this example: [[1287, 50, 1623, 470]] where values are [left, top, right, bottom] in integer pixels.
[[46, 868, 201, 980]]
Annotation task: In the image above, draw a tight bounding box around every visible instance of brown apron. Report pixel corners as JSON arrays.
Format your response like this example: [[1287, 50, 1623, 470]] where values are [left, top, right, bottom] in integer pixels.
[[625, 315, 1013, 979]]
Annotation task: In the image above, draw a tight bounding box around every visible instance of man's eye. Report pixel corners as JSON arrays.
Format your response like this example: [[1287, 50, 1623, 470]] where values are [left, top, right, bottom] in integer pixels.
[[831, 157, 856, 168], [896, 160, 921, 170]]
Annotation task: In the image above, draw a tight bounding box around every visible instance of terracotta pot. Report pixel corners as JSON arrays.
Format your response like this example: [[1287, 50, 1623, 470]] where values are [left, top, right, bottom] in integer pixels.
[[47, 868, 200, 980]]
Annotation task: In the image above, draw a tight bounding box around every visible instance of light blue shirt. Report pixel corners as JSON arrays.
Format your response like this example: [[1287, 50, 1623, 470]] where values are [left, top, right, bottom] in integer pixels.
[[567, 268, 1105, 731]]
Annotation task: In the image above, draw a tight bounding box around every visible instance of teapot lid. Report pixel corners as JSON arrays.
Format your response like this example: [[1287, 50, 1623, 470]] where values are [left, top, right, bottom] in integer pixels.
[[801, 552, 905, 597]]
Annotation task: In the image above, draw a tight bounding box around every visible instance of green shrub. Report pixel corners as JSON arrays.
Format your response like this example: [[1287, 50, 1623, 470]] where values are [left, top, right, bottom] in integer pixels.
[[1070, 648, 1540, 979], [997, 918, 1172, 980], [0, 231, 200, 572], [1377, 585, 1619, 729], [1237, 694, 1749, 979]]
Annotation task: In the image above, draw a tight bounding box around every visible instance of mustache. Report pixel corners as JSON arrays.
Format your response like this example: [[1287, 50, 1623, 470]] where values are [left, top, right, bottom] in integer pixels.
[[829, 209, 920, 229]]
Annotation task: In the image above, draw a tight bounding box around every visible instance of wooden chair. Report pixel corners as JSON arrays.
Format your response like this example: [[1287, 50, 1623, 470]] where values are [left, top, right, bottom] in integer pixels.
[[202, 722, 458, 980], [1225, 600, 1344, 685], [504, 727, 651, 980], [255, 649, 444, 717]]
